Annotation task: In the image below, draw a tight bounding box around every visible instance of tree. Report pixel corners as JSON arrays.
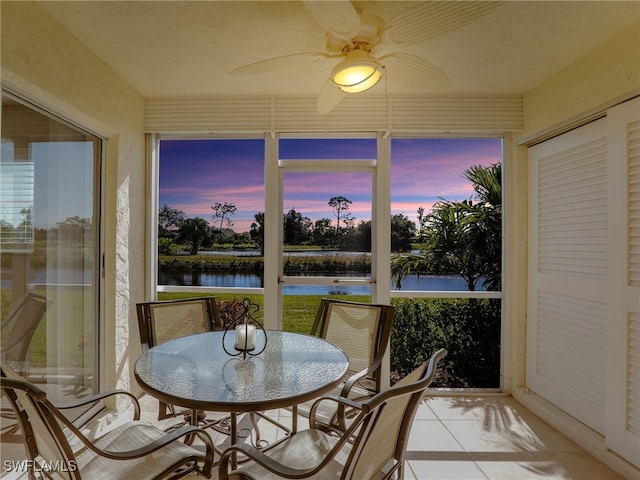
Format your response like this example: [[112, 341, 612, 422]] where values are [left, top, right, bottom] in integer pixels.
[[391, 163, 502, 291], [56, 216, 91, 242], [158, 204, 185, 238], [352, 219, 371, 252], [283, 208, 312, 245], [211, 202, 237, 239], [312, 218, 334, 246], [250, 212, 265, 255], [391, 213, 416, 252], [328, 196, 352, 236], [0, 220, 16, 241], [462, 163, 502, 291], [178, 217, 211, 255]]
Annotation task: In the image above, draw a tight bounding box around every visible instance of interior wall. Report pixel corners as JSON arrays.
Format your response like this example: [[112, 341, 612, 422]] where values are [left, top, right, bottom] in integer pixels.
[[509, 19, 640, 478], [1, 1, 147, 394], [508, 20, 640, 392], [523, 21, 640, 138]]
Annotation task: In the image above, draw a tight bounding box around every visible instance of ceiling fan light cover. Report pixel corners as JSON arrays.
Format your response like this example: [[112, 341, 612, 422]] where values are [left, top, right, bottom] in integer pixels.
[[330, 53, 382, 94]]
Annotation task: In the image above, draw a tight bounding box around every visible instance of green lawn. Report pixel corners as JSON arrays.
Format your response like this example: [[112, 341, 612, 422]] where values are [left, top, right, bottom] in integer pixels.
[[157, 292, 371, 333]]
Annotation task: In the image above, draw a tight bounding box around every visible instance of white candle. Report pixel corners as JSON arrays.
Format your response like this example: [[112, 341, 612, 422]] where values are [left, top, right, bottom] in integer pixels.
[[246, 324, 256, 350], [235, 324, 256, 350]]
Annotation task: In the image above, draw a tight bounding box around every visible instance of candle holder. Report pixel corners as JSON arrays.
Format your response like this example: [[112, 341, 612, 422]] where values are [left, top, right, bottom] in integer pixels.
[[222, 298, 267, 360]]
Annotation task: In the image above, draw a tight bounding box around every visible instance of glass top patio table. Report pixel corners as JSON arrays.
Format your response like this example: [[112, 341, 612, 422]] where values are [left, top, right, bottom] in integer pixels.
[[134, 330, 349, 413]]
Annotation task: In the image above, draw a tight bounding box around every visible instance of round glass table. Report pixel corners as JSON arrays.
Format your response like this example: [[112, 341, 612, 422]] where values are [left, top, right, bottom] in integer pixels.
[[134, 330, 349, 456]]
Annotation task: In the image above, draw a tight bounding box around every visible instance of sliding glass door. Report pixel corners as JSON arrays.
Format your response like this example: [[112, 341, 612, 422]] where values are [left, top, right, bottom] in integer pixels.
[[1, 92, 101, 402]]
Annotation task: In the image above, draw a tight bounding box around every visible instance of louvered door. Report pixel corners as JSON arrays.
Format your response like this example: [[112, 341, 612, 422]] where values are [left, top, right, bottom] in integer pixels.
[[528, 97, 640, 467], [605, 98, 640, 466], [528, 118, 609, 434]]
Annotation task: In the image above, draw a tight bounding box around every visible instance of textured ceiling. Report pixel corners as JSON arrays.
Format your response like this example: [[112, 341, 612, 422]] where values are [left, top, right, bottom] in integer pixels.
[[37, 1, 639, 98]]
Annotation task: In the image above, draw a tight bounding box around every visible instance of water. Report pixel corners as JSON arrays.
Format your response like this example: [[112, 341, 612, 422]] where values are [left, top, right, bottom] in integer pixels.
[[157, 270, 481, 293], [197, 250, 368, 257], [12, 251, 483, 292]]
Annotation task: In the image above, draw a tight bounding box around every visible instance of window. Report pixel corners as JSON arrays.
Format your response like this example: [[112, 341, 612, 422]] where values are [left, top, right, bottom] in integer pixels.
[[156, 138, 265, 321], [390, 137, 503, 388], [1, 91, 101, 402], [153, 134, 504, 387]]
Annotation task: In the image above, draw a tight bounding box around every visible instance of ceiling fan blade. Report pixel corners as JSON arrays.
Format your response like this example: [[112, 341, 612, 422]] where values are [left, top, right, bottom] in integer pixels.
[[303, 0, 361, 40], [381, 53, 451, 92], [316, 78, 346, 115], [383, 1, 503, 46], [230, 52, 332, 75]]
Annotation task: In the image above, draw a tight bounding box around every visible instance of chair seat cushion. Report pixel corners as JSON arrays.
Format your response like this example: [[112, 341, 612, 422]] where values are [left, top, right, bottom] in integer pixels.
[[74, 421, 201, 480], [230, 429, 349, 480]]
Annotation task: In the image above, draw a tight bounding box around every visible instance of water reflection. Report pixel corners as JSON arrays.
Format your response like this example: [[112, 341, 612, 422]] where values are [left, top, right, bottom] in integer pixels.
[[158, 270, 481, 293]]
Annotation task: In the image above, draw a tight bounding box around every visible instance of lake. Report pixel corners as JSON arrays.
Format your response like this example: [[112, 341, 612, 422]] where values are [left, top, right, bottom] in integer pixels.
[[157, 270, 481, 294], [14, 249, 484, 293]]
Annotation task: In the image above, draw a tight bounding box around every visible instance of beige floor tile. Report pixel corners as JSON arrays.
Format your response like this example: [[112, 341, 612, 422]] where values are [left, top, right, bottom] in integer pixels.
[[530, 452, 627, 480], [1, 396, 635, 480], [408, 419, 465, 452], [406, 456, 489, 480], [415, 398, 439, 420], [426, 396, 539, 423], [470, 451, 566, 479], [442, 417, 582, 453]]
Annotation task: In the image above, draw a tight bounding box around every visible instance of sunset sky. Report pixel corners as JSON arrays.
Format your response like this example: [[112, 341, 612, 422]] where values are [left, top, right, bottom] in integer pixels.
[[159, 137, 502, 233]]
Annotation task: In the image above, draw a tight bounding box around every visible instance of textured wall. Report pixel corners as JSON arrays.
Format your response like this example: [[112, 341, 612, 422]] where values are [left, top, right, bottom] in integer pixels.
[[523, 22, 640, 138], [2, 1, 147, 393]]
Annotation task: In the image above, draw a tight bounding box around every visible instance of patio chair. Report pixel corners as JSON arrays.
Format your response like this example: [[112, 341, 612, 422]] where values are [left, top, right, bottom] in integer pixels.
[[1, 363, 214, 479], [0, 293, 49, 372], [219, 348, 447, 480], [294, 298, 395, 431], [136, 296, 222, 427], [1, 293, 49, 435]]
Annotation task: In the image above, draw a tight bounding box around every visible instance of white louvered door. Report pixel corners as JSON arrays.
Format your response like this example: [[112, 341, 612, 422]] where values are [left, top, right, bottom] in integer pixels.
[[528, 118, 609, 434], [605, 98, 640, 466], [528, 97, 640, 467]]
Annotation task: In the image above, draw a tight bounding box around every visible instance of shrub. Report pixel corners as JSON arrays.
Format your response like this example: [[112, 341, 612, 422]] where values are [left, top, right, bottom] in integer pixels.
[[390, 297, 500, 388]]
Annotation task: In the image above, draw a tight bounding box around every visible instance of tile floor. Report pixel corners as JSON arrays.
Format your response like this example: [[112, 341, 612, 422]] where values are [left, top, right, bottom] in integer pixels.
[[0, 394, 631, 479]]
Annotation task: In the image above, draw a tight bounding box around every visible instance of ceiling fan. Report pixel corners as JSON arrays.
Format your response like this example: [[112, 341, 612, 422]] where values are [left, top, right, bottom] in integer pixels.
[[230, 1, 503, 114]]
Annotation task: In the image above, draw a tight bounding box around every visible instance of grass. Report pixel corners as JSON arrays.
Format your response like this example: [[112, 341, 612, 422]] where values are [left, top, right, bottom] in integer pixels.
[[157, 292, 371, 333], [2, 289, 369, 368], [1, 288, 93, 368]]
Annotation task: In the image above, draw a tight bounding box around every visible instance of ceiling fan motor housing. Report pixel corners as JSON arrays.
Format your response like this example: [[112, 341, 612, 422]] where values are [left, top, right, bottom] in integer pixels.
[[325, 13, 384, 53]]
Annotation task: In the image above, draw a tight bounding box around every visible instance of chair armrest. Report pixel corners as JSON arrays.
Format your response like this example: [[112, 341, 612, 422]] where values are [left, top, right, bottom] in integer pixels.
[[98, 424, 213, 461], [308, 394, 364, 431], [219, 443, 310, 480], [55, 389, 141, 421], [339, 367, 372, 396], [55, 407, 214, 468]]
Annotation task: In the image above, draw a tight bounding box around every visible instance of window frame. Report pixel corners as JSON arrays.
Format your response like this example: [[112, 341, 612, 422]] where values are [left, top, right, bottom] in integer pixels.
[[1, 88, 105, 402], [149, 131, 505, 389]]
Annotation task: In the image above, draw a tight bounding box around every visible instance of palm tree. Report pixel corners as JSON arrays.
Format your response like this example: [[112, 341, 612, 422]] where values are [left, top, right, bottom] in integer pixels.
[[250, 212, 265, 256], [391, 163, 502, 291]]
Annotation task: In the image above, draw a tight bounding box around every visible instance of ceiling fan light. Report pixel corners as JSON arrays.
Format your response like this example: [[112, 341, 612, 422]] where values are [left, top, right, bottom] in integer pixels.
[[330, 51, 382, 94]]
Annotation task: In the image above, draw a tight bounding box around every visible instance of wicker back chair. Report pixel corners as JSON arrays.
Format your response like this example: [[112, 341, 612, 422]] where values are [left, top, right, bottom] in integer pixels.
[[294, 298, 395, 430], [136, 296, 221, 424], [219, 348, 447, 480], [1, 363, 214, 479], [137, 296, 222, 352], [311, 299, 395, 395]]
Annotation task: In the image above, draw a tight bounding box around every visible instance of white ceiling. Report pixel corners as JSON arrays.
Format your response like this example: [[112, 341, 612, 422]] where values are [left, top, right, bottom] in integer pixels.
[[37, 1, 639, 99]]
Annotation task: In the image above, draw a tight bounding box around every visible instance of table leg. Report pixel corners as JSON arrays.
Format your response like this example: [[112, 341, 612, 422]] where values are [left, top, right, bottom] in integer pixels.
[[183, 408, 199, 445], [230, 412, 238, 470], [292, 405, 298, 434]]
